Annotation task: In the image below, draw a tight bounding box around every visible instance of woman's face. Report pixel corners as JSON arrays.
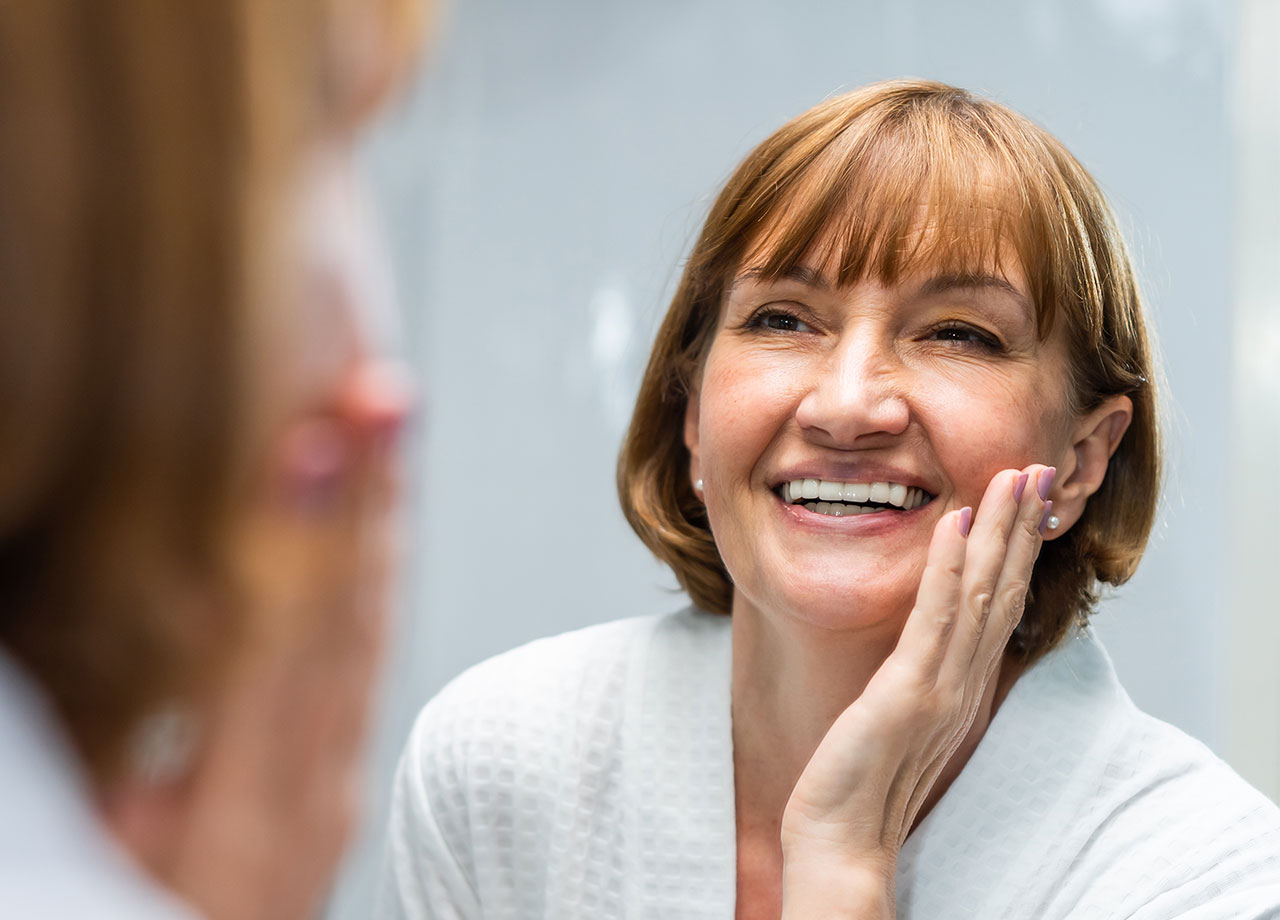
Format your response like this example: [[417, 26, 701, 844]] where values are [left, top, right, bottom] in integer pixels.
[[182, 144, 412, 920], [684, 243, 1078, 634]]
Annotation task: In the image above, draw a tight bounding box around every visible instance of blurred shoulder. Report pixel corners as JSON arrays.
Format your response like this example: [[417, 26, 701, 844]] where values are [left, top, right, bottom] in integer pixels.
[[0, 871, 196, 920], [0, 653, 198, 920]]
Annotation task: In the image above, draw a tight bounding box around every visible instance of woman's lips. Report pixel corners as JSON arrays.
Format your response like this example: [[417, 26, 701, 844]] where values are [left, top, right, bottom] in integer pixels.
[[774, 477, 936, 517], [771, 488, 935, 533]]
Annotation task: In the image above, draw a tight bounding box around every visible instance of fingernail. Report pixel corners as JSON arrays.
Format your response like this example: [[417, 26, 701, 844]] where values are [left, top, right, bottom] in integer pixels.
[[1038, 500, 1055, 534], [958, 506, 973, 537], [1037, 467, 1057, 501], [1013, 472, 1029, 503]]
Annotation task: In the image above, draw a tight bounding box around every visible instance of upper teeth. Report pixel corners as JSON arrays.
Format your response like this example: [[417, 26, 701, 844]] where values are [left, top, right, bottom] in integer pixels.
[[782, 479, 929, 510]]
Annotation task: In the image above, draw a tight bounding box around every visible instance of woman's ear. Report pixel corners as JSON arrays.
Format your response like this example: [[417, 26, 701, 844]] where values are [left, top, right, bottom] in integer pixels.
[[1044, 394, 1133, 539], [683, 389, 702, 490]]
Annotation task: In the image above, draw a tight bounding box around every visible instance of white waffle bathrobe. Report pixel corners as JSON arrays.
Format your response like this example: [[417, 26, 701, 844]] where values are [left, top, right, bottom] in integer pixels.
[[378, 608, 1280, 919]]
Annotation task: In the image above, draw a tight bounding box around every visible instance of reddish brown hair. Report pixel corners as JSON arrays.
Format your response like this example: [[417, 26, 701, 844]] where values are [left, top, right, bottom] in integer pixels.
[[618, 80, 1159, 661], [0, 0, 424, 781]]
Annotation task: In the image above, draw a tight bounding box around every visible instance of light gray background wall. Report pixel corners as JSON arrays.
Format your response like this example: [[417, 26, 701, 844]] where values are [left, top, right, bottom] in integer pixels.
[[330, 0, 1237, 915]]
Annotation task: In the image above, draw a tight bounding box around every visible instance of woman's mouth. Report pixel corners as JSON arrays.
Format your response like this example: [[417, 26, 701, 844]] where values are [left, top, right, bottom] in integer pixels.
[[775, 478, 935, 517]]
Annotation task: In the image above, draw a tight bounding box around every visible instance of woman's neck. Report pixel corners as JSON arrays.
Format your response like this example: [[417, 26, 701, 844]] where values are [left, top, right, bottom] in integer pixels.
[[731, 603, 894, 826], [730, 598, 1017, 836]]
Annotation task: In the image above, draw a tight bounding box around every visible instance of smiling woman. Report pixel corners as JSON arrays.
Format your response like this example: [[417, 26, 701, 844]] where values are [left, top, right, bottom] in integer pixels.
[[379, 81, 1280, 920], [623, 82, 1155, 661]]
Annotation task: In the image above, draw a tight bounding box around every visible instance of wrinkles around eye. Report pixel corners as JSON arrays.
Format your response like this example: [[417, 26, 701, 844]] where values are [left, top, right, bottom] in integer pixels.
[[925, 324, 1004, 352], [746, 308, 817, 334]]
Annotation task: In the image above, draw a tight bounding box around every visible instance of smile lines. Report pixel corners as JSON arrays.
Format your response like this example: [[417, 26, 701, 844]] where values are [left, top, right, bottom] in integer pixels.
[[778, 478, 933, 516]]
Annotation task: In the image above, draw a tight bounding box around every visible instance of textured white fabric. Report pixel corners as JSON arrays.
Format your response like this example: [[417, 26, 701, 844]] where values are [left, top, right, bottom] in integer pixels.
[[378, 608, 1280, 919], [0, 650, 199, 920]]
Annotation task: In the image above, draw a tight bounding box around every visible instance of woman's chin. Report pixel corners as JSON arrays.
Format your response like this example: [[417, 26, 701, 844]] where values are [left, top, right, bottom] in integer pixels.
[[787, 600, 910, 635], [737, 578, 918, 637]]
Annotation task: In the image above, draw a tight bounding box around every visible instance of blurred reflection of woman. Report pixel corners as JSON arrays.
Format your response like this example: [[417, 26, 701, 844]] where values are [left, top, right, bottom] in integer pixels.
[[0, 1, 423, 917], [380, 81, 1280, 919]]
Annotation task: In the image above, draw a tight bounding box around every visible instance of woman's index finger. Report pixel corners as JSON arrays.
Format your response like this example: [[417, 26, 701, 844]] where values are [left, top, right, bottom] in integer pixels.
[[890, 507, 972, 685], [971, 466, 1053, 669]]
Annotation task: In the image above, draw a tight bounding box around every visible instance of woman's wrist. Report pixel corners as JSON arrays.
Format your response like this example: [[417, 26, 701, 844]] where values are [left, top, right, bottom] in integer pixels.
[[780, 846, 897, 920]]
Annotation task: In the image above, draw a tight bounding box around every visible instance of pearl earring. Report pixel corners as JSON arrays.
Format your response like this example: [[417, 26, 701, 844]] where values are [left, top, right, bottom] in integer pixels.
[[1047, 514, 1061, 530], [694, 479, 704, 493]]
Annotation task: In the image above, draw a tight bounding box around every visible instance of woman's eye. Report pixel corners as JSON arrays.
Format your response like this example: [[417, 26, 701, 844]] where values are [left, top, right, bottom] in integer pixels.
[[751, 310, 814, 333], [929, 324, 1001, 350]]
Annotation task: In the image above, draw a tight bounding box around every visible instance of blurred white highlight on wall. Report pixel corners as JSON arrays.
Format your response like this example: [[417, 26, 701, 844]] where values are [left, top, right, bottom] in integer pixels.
[[1091, 0, 1226, 70], [586, 280, 637, 434]]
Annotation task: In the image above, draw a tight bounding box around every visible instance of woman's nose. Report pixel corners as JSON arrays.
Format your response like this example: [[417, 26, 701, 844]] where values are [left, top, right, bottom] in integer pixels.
[[793, 338, 909, 447]]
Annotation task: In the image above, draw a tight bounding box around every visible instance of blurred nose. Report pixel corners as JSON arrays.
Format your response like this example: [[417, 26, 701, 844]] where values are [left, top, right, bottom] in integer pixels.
[[794, 333, 909, 447], [338, 358, 418, 450]]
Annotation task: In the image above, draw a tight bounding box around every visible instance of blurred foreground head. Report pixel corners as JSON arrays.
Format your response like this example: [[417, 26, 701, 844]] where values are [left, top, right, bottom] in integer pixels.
[[0, 0, 424, 787]]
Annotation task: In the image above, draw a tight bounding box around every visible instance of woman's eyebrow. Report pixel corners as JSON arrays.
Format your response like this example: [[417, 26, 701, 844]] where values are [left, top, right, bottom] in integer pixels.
[[916, 269, 1034, 319], [730, 265, 831, 292], [916, 272, 1031, 314]]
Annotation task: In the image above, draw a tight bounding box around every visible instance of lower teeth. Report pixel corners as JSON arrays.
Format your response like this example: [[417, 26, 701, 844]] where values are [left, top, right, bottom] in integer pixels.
[[802, 501, 886, 516]]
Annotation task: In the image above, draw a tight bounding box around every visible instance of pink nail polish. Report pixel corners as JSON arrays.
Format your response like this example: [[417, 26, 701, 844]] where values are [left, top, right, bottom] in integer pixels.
[[1013, 472, 1029, 503], [1037, 467, 1057, 500], [1038, 500, 1055, 534], [958, 506, 973, 537]]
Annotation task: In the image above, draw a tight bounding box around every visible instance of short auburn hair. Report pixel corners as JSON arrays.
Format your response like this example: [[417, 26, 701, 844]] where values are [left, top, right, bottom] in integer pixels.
[[0, 0, 424, 782], [618, 79, 1160, 662]]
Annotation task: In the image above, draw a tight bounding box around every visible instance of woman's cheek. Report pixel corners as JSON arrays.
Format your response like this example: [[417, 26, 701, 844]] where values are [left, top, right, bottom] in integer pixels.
[[701, 354, 801, 446], [924, 387, 1054, 503]]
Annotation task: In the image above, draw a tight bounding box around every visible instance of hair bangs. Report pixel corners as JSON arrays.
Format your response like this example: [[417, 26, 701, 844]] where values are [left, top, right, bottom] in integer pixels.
[[739, 98, 1065, 339]]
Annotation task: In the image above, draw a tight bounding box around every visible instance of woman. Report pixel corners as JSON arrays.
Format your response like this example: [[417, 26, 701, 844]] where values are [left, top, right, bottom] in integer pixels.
[[379, 82, 1280, 918], [0, 1, 422, 917]]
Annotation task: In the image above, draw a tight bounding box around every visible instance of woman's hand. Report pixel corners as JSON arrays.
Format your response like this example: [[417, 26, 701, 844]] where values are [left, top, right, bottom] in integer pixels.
[[164, 362, 413, 920], [778, 465, 1055, 919]]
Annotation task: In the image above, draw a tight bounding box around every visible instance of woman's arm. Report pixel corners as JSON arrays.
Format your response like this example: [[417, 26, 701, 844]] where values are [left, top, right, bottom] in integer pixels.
[[779, 465, 1055, 919], [781, 856, 896, 920]]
